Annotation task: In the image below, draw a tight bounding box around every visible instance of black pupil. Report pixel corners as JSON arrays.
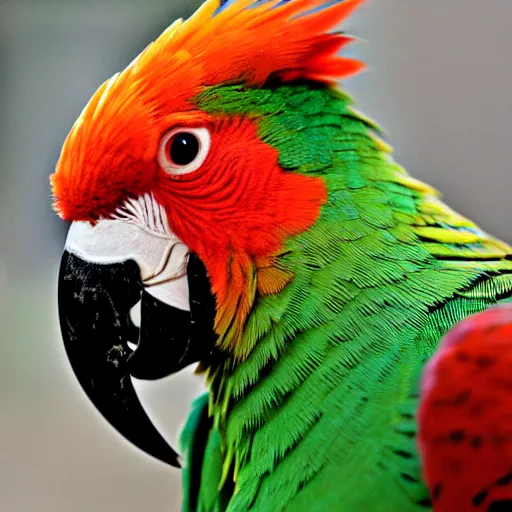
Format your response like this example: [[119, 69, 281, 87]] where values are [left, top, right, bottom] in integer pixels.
[[169, 132, 199, 166]]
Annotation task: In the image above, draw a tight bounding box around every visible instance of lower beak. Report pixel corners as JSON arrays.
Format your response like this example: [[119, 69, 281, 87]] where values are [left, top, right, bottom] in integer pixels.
[[57, 216, 216, 467]]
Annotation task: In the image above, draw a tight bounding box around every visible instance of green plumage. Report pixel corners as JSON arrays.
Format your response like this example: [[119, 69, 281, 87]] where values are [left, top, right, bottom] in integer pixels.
[[180, 83, 512, 511]]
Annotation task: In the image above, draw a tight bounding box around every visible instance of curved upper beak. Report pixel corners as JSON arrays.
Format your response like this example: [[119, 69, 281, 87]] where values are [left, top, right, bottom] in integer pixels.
[[57, 202, 216, 466]]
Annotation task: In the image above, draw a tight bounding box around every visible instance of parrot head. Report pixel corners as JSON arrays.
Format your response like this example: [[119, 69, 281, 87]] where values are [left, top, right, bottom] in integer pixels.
[[51, 0, 365, 466]]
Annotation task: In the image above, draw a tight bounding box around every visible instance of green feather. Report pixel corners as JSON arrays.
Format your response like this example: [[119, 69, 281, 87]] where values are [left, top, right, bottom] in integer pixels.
[[178, 83, 512, 511]]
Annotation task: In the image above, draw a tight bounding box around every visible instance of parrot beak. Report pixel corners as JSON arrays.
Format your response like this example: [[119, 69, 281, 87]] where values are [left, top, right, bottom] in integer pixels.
[[57, 202, 216, 467]]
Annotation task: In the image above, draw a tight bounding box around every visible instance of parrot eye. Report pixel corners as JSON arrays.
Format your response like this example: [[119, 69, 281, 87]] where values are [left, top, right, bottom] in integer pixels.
[[158, 127, 211, 175]]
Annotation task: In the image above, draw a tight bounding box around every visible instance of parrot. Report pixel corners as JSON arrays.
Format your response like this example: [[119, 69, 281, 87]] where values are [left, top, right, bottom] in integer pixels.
[[49, 0, 512, 510]]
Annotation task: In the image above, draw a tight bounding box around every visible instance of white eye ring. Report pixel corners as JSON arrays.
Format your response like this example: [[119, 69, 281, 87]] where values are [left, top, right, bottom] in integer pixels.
[[157, 127, 211, 176]]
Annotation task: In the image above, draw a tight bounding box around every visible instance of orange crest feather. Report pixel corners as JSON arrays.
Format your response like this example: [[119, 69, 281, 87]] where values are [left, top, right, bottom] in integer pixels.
[[133, 0, 365, 94]]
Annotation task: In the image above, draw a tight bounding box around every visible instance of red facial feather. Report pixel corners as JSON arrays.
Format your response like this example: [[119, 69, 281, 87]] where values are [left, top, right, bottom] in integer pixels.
[[156, 117, 325, 261], [153, 116, 326, 350], [419, 305, 512, 511]]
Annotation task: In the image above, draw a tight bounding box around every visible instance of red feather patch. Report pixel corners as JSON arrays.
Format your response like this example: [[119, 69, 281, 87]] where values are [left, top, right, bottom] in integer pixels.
[[155, 116, 326, 354]]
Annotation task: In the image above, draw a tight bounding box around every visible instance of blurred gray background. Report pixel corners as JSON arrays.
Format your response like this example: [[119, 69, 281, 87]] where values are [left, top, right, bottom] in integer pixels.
[[0, 1, 511, 511]]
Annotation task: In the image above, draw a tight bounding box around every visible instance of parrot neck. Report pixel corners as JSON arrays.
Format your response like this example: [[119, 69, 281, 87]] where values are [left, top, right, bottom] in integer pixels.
[[194, 83, 512, 502]]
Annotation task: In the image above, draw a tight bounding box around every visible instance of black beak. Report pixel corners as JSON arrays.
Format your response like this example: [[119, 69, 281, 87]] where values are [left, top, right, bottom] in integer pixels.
[[58, 251, 216, 467]]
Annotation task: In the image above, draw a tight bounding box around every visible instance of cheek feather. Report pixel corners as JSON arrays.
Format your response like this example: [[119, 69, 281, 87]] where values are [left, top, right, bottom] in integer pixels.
[[156, 116, 327, 259], [154, 116, 327, 356]]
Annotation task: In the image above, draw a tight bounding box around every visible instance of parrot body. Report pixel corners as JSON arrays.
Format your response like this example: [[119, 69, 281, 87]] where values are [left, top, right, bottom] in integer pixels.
[[180, 83, 512, 512], [49, 0, 512, 511]]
